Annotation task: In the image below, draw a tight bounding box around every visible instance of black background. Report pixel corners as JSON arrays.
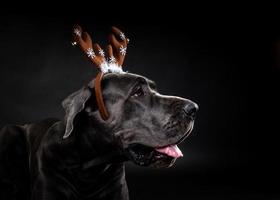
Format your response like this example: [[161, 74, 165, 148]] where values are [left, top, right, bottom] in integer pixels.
[[0, 5, 279, 200]]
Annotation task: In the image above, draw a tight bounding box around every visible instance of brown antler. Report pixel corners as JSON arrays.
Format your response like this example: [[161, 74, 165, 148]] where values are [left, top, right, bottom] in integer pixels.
[[108, 26, 129, 67], [72, 25, 106, 68], [72, 25, 129, 121]]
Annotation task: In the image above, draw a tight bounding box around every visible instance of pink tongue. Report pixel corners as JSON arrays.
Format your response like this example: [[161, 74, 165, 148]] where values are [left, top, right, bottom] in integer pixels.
[[155, 145, 183, 158]]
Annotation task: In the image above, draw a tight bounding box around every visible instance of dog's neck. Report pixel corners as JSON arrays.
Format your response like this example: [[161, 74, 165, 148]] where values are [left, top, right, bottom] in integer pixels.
[[75, 113, 127, 165], [62, 114, 129, 199]]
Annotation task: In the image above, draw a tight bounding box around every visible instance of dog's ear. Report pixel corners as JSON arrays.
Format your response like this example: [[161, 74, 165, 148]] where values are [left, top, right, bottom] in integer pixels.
[[62, 86, 92, 139]]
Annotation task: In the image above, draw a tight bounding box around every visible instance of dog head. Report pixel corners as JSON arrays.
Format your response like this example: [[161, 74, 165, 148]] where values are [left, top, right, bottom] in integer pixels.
[[62, 72, 198, 168], [62, 25, 198, 168]]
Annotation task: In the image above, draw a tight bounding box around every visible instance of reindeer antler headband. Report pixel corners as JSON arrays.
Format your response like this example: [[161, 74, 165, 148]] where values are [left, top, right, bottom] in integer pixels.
[[72, 25, 129, 120]]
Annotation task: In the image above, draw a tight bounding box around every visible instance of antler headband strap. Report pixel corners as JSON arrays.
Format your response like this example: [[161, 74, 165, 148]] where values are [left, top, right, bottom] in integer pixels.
[[72, 25, 129, 120], [94, 72, 109, 120]]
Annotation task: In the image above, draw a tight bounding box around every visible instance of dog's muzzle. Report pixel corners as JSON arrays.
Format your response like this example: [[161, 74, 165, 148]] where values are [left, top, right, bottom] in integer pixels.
[[126, 101, 198, 168]]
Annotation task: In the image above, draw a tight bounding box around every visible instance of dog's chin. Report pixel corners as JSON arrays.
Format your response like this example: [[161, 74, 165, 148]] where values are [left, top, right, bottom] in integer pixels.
[[125, 144, 179, 168]]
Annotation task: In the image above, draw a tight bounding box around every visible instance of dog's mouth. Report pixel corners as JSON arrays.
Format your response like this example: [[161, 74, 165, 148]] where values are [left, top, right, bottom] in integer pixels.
[[126, 143, 184, 168], [125, 119, 195, 168]]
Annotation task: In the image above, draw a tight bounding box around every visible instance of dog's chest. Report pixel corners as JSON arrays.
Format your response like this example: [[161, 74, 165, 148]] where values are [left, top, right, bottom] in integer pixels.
[[67, 163, 128, 199]]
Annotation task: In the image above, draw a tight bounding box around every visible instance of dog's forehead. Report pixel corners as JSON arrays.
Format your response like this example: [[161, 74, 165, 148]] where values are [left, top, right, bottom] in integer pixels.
[[103, 73, 155, 88]]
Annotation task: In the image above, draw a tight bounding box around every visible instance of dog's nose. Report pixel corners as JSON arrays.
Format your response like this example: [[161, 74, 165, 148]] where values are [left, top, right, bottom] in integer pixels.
[[183, 103, 199, 118]]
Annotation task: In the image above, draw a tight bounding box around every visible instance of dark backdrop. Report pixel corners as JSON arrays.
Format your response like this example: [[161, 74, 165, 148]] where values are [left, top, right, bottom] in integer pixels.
[[0, 7, 279, 200]]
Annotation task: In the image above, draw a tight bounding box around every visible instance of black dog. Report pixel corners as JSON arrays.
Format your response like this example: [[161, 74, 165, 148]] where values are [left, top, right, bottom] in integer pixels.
[[0, 26, 198, 200], [0, 73, 198, 200]]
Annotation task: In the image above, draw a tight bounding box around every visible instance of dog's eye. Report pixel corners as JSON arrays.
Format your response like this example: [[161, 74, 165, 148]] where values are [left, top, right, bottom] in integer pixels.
[[131, 85, 144, 98]]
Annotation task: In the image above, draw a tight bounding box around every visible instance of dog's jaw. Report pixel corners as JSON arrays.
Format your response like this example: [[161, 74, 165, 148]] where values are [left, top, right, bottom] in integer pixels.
[[123, 116, 195, 168]]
